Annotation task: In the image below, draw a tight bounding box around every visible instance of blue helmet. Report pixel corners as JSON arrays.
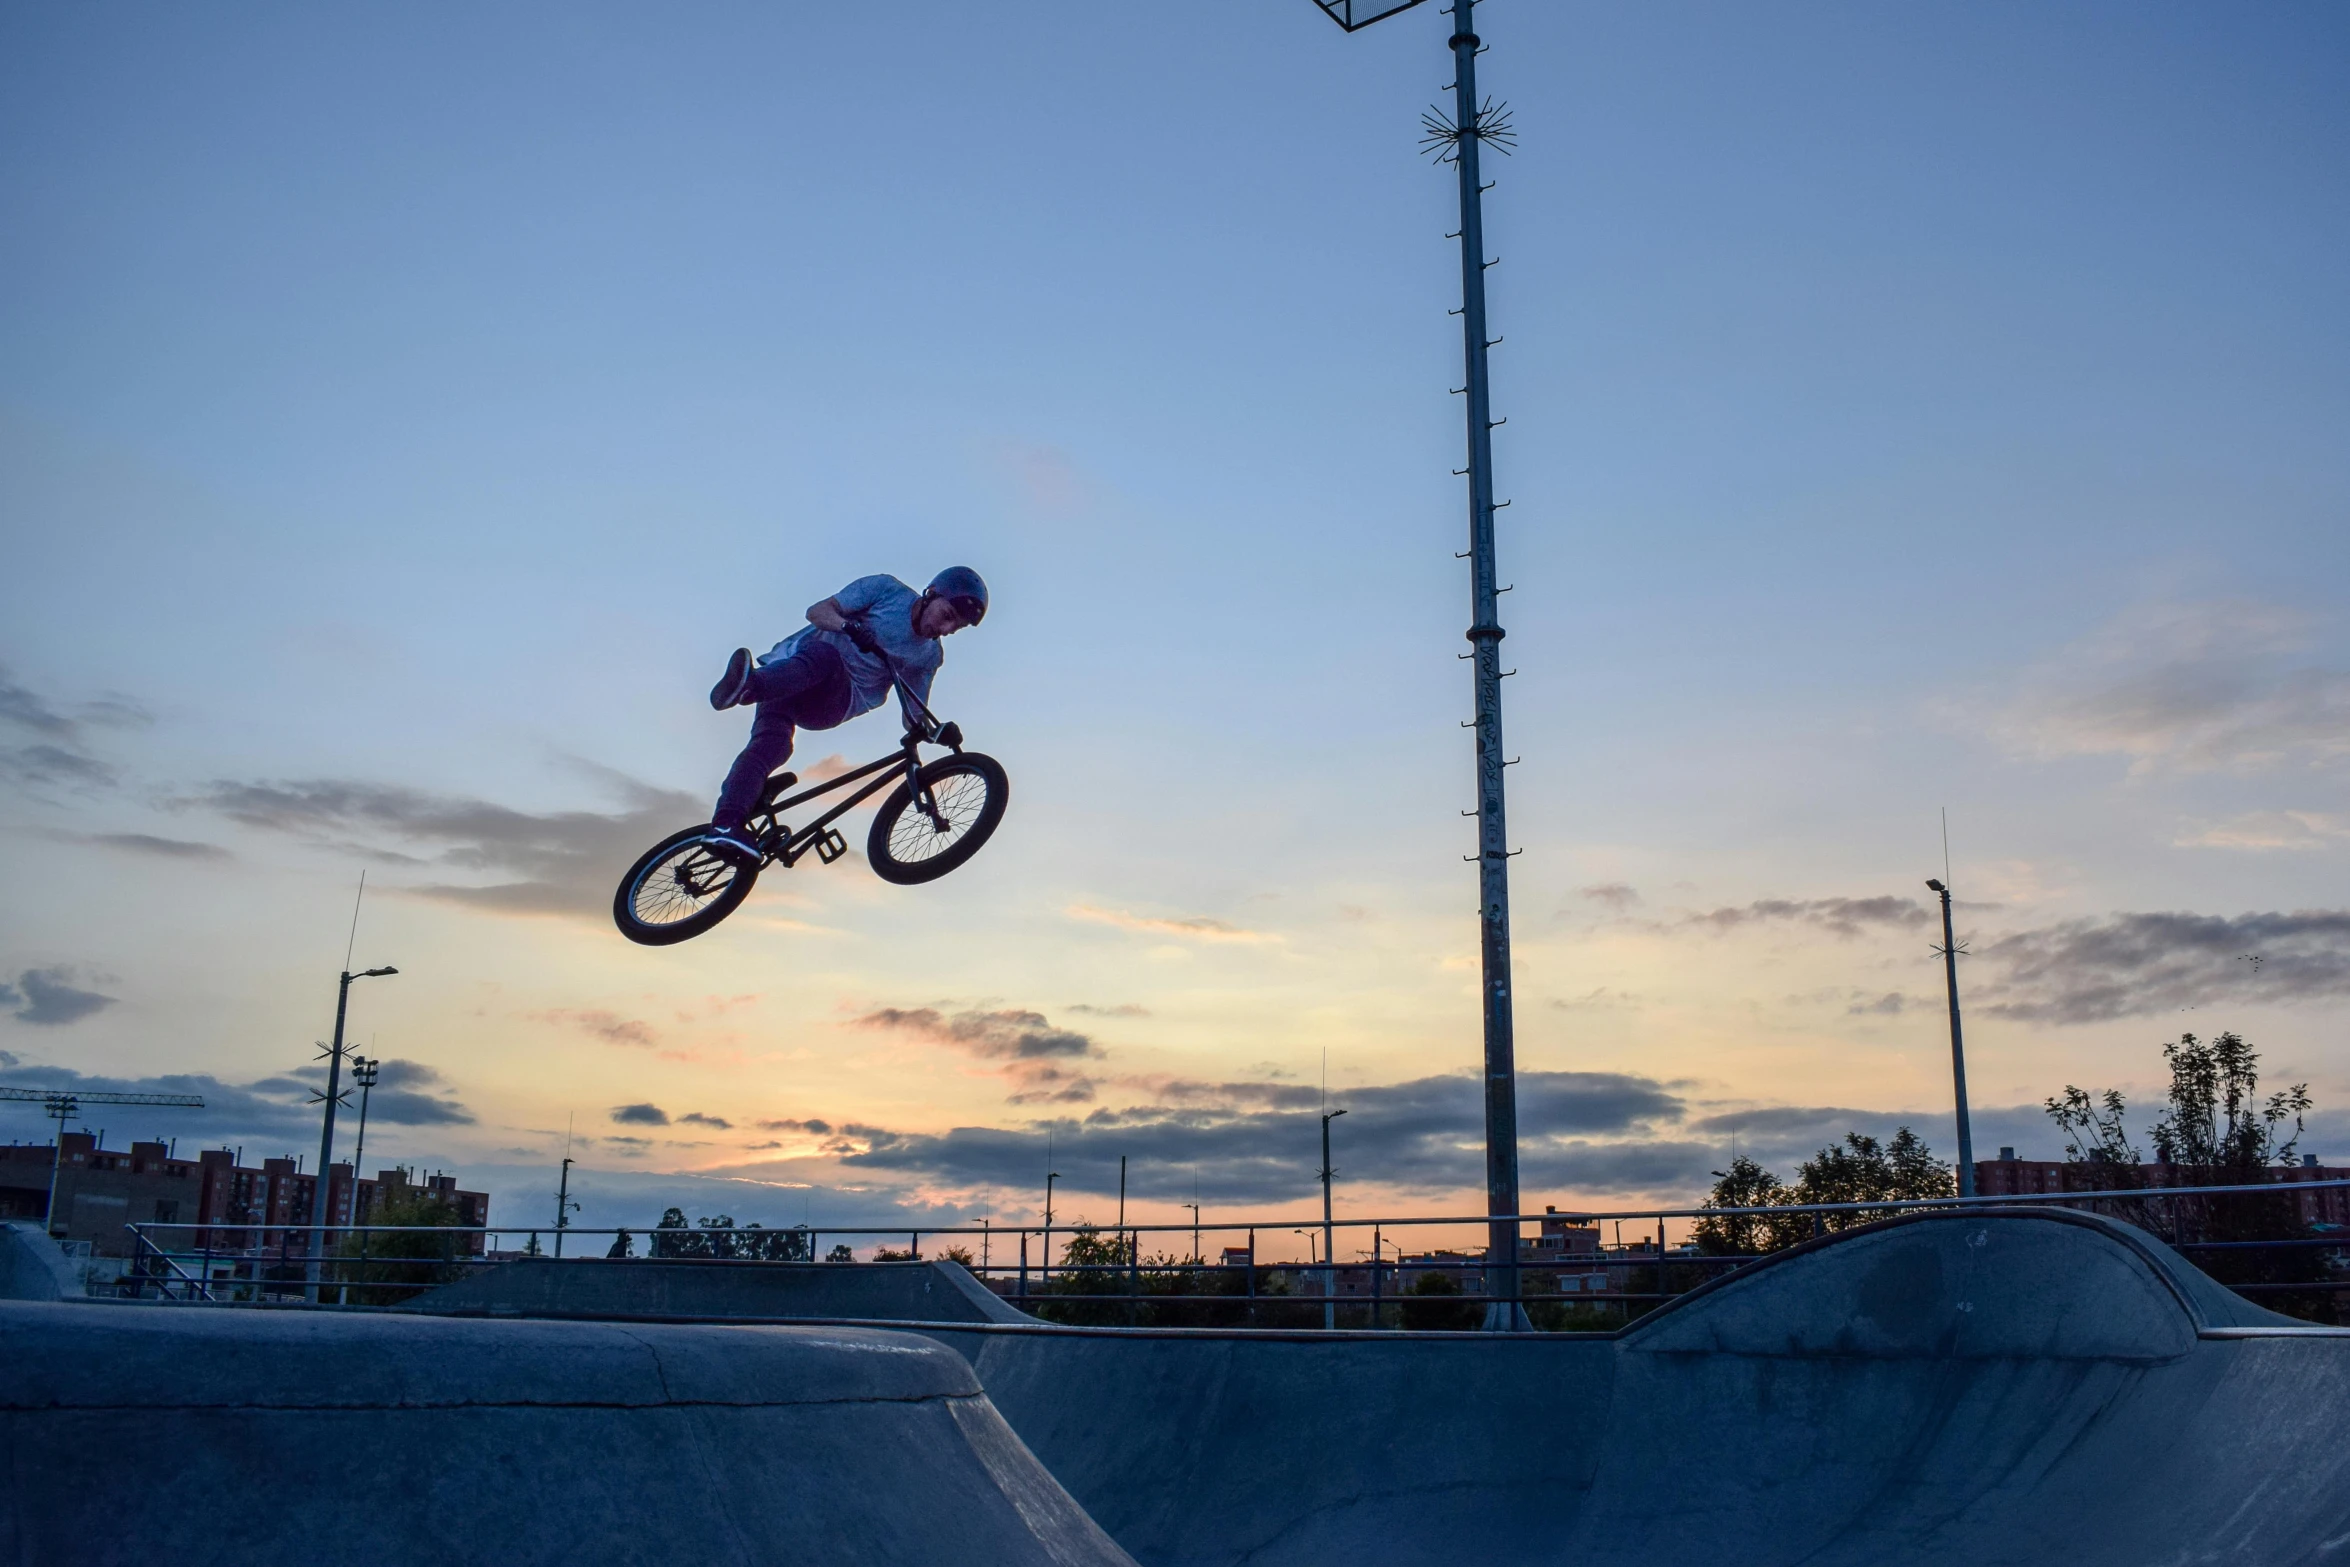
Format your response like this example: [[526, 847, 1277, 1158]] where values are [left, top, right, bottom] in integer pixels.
[[926, 566, 988, 626]]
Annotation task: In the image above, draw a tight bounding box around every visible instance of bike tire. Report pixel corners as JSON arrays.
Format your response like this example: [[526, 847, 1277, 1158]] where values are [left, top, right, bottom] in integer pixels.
[[867, 753, 1009, 886], [613, 826, 758, 945]]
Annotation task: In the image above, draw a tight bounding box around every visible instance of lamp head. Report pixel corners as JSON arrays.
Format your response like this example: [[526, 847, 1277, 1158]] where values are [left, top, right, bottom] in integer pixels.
[[1925, 879, 1946, 894], [362, 966, 399, 978]]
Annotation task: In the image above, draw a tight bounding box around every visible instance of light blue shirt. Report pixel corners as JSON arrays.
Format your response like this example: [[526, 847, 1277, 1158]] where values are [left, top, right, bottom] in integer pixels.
[[763, 574, 941, 726]]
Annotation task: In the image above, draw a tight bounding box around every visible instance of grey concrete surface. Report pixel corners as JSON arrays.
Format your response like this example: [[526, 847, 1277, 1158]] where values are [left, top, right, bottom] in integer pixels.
[[0, 1220, 78, 1301], [967, 1210, 2350, 1567], [408, 1255, 1034, 1324], [25, 1210, 2346, 1565], [412, 1209, 2350, 1567], [0, 1300, 1132, 1567]]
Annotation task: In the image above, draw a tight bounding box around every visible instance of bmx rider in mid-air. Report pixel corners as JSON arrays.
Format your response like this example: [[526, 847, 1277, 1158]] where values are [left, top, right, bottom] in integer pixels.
[[701, 566, 988, 866]]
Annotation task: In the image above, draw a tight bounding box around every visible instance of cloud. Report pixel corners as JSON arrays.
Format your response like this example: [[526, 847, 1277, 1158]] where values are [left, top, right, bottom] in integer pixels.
[[1, 967, 117, 1026], [1678, 896, 1930, 938], [0, 669, 76, 737], [856, 1007, 1096, 1060], [679, 1112, 732, 1130], [2175, 811, 2350, 852], [177, 769, 703, 920], [1066, 904, 1272, 943], [855, 1006, 1105, 1103], [79, 832, 233, 861], [1958, 601, 2350, 775], [0, 665, 141, 793], [799, 1068, 1690, 1206], [355, 1058, 475, 1126], [1975, 909, 2350, 1023], [535, 1008, 662, 1051], [611, 1103, 671, 1126], [1551, 987, 1641, 1013], [0, 1058, 479, 1167], [1065, 1003, 1150, 1018], [759, 1118, 833, 1134], [1847, 991, 1911, 1016], [1578, 883, 1641, 910]]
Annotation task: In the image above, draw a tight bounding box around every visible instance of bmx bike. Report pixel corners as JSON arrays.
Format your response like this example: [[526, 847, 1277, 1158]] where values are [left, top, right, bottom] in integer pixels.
[[612, 665, 1008, 946]]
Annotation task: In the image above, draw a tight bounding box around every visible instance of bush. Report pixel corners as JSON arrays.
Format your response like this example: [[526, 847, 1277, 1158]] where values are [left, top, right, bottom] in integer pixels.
[[330, 1192, 473, 1305]]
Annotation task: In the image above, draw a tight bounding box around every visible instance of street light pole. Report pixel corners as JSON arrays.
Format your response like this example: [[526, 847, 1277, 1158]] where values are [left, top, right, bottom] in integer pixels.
[[1042, 1168, 1058, 1285], [1316, 0, 1528, 1333], [1927, 878, 1977, 1197], [553, 1156, 578, 1259], [307, 965, 396, 1303], [1319, 1107, 1348, 1329]]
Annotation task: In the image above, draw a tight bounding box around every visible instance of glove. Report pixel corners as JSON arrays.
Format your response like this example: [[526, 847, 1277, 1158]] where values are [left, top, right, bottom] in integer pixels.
[[844, 619, 882, 656]]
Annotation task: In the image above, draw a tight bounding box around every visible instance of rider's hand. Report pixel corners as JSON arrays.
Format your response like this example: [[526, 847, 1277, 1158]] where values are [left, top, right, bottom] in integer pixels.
[[844, 619, 882, 656]]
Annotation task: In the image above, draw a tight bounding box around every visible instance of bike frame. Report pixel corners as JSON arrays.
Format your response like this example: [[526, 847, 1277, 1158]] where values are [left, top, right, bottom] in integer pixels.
[[741, 672, 963, 870]]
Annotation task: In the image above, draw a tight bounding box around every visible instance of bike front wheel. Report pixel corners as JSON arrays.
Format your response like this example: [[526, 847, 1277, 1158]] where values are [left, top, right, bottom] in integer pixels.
[[867, 753, 1009, 885], [614, 827, 758, 945]]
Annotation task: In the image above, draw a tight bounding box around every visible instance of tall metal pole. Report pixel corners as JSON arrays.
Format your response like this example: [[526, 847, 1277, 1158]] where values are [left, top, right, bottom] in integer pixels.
[[306, 972, 354, 1304], [1928, 879, 1977, 1197], [1042, 1169, 1057, 1284], [348, 1060, 378, 1190], [553, 1156, 575, 1259], [306, 965, 393, 1303], [1319, 1108, 1347, 1330], [43, 1096, 75, 1239], [1445, 0, 1528, 1332]]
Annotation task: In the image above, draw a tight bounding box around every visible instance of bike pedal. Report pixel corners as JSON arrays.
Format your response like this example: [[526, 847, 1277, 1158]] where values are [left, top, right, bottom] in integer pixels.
[[814, 829, 849, 864]]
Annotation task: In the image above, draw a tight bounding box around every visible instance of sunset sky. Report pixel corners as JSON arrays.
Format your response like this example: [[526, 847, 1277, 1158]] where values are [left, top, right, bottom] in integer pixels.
[[3, 1, 2345, 1261]]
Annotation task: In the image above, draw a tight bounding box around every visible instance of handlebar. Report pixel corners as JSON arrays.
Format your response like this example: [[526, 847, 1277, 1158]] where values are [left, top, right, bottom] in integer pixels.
[[839, 614, 952, 747]]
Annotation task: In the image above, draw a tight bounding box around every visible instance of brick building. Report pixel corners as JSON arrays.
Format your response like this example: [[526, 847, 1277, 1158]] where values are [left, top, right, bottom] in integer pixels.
[[1974, 1148, 2349, 1227], [0, 1133, 489, 1258]]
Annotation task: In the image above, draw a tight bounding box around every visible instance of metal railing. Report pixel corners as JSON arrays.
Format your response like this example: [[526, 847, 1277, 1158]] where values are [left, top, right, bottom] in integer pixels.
[[109, 1176, 2350, 1322]]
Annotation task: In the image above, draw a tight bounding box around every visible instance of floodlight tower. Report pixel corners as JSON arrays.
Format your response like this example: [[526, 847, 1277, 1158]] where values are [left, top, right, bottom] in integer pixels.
[[1315, 0, 1529, 1329]]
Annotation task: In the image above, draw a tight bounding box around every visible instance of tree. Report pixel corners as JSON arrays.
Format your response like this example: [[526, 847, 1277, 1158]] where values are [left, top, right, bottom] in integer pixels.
[[825, 1243, 854, 1262], [1694, 1131, 1953, 1255], [2150, 1032, 2310, 1173], [649, 1207, 709, 1259], [872, 1245, 916, 1261], [1692, 1155, 1793, 1255], [1400, 1268, 1479, 1331], [938, 1243, 977, 1268], [2047, 1032, 2332, 1322], [1790, 1130, 1954, 1232], [2045, 1085, 2142, 1188], [329, 1190, 473, 1305]]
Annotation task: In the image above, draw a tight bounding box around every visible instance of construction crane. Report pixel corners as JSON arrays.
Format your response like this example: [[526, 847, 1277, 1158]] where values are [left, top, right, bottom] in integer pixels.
[[1, 1086, 207, 1237]]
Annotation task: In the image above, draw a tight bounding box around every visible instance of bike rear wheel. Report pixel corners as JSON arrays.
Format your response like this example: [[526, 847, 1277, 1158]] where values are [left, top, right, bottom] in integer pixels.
[[613, 827, 758, 945], [867, 753, 1009, 885]]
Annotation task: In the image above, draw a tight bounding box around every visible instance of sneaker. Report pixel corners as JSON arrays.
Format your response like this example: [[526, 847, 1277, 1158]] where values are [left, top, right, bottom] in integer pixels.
[[709, 648, 756, 711], [703, 825, 761, 868]]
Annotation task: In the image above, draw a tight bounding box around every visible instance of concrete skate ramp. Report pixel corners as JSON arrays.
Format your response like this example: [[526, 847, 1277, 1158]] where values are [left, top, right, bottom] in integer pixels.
[[409, 1255, 1035, 1324], [964, 1209, 2350, 1567], [0, 1220, 78, 1300], [0, 1300, 1131, 1567]]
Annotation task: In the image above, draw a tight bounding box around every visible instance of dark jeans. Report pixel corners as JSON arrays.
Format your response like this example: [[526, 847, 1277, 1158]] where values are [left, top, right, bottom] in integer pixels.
[[711, 642, 852, 830]]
